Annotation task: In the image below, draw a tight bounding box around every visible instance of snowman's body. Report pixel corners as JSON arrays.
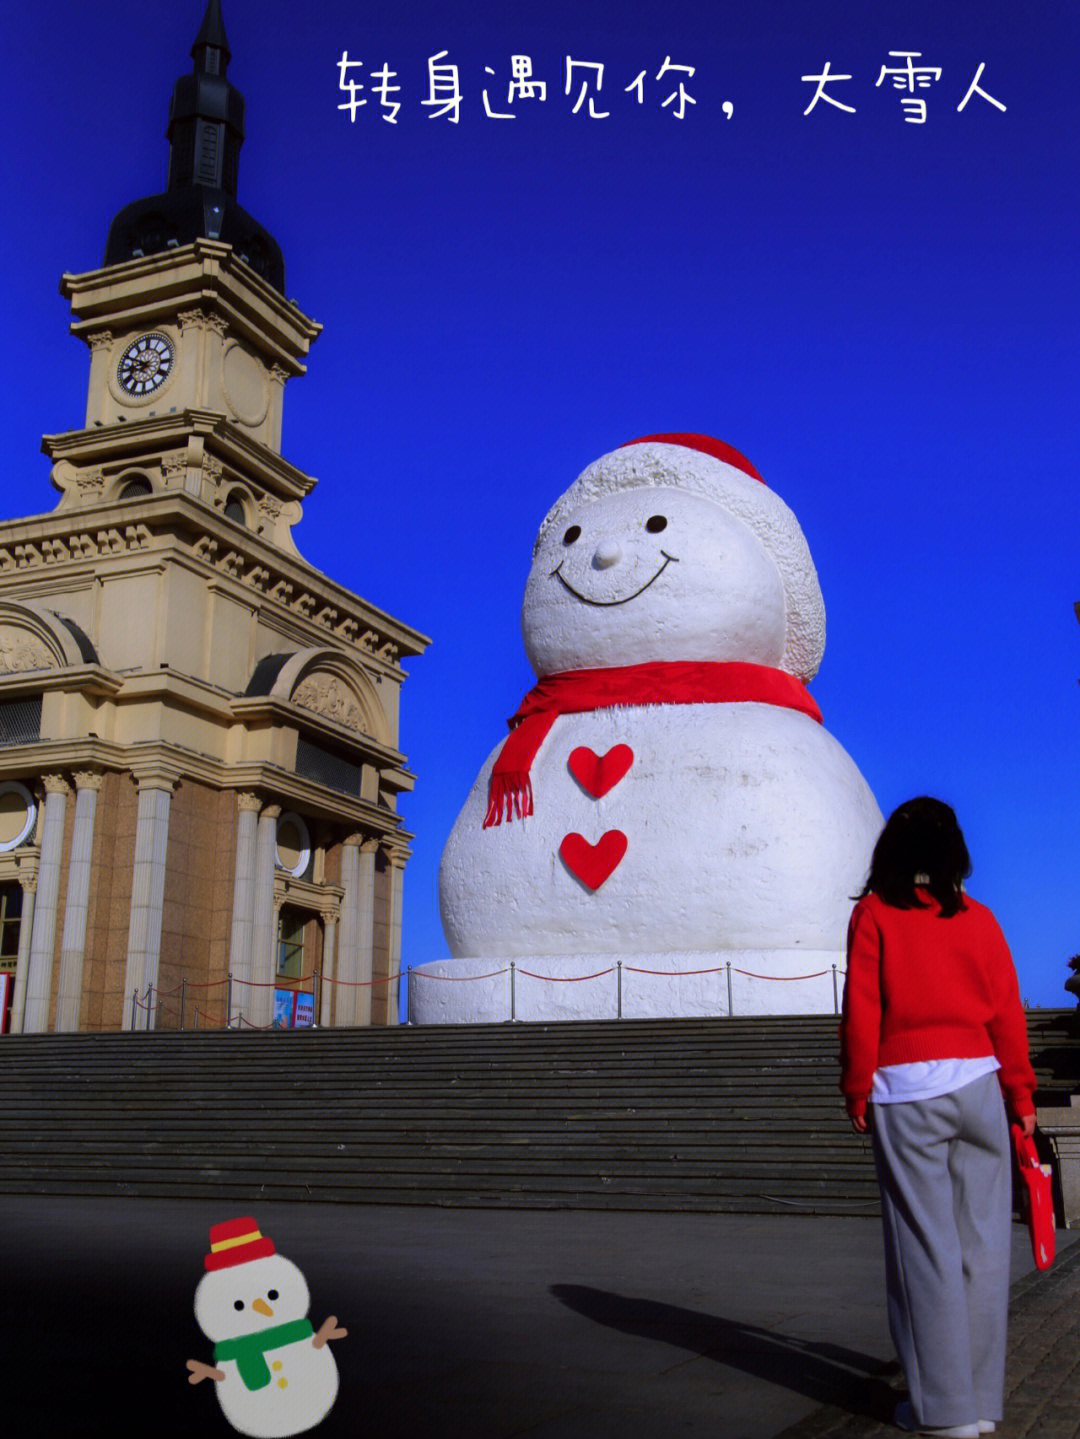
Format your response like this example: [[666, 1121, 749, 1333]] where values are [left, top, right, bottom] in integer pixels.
[[212, 1334, 337, 1439], [195, 1253, 338, 1439], [420, 437, 882, 1021], [441, 701, 879, 960]]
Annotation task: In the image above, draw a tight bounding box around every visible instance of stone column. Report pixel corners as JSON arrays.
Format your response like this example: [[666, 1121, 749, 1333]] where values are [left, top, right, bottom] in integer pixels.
[[373, 849, 405, 1027], [8, 872, 37, 1035], [54, 771, 103, 1032], [388, 852, 406, 1027], [319, 909, 338, 1027], [354, 839, 378, 1027], [335, 835, 362, 1027], [227, 792, 262, 998], [21, 775, 70, 1034], [123, 776, 176, 1030], [248, 805, 281, 1028]]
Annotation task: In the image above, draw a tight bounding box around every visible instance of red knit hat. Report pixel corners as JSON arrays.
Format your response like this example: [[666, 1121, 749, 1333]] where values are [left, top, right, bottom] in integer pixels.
[[204, 1216, 276, 1272], [621, 433, 765, 484]]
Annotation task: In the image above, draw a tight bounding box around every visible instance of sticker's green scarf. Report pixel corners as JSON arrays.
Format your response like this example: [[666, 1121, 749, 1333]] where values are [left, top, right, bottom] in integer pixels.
[[215, 1318, 315, 1389]]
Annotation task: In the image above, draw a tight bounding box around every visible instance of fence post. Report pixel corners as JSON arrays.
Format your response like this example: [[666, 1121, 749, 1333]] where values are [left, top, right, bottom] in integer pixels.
[[726, 961, 733, 1017], [509, 962, 516, 1022], [226, 972, 233, 1029], [180, 978, 187, 1031], [616, 961, 623, 1019], [145, 985, 154, 1031], [130, 988, 138, 1031], [313, 969, 320, 1028], [193, 1005, 199, 1031], [832, 963, 839, 1015], [407, 967, 415, 1024]]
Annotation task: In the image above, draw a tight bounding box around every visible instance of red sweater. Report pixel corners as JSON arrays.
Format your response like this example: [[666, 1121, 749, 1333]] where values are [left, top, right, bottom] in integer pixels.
[[839, 889, 1036, 1120]]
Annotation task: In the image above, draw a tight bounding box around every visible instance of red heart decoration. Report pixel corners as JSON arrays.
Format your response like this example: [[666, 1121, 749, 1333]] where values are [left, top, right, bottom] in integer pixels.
[[559, 831, 628, 891], [567, 744, 634, 799]]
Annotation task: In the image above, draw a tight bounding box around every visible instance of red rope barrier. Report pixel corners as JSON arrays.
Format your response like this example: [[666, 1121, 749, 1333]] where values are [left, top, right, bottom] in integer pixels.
[[193, 1008, 229, 1028], [624, 964, 727, 977], [516, 967, 615, 982], [730, 967, 830, 981], [321, 970, 405, 988], [231, 972, 316, 989], [412, 968, 509, 982]]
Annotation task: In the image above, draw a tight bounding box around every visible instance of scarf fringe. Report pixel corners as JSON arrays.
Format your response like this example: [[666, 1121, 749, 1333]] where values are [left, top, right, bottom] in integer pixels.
[[483, 773, 534, 828]]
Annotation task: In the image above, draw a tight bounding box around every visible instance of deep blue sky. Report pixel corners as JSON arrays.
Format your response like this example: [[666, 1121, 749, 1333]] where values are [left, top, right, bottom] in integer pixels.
[[4, 1, 1077, 1009]]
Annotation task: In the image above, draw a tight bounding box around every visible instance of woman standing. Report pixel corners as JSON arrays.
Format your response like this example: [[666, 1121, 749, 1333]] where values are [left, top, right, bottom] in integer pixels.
[[840, 797, 1036, 1439]]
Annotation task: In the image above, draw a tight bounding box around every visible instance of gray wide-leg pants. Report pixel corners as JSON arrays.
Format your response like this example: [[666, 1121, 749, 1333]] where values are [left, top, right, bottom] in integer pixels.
[[871, 1071, 1012, 1428]]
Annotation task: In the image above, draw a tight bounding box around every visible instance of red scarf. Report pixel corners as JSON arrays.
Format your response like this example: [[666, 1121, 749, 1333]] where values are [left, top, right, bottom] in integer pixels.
[[484, 660, 823, 827]]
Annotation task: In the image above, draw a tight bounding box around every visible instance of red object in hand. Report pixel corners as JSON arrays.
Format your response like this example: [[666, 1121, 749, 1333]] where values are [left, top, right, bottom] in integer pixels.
[[1012, 1123, 1055, 1271]]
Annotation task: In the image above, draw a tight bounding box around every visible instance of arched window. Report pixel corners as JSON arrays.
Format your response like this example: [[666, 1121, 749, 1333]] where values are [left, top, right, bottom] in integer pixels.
[[223, 491, 248, 526], [119, 476, 153, 500]]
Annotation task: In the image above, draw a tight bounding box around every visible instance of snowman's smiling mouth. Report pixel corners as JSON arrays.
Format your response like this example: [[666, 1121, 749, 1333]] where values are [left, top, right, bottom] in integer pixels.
[[551, 553, 677, 606]]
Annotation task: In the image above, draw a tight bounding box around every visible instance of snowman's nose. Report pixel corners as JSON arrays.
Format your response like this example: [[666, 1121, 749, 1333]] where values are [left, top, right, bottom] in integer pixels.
[[253, 1298, 275, 1318], [592, 539, 622, 569]]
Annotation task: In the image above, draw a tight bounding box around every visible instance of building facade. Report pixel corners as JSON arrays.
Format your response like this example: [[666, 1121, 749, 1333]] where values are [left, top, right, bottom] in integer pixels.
[[0, 2, 428, 1033]]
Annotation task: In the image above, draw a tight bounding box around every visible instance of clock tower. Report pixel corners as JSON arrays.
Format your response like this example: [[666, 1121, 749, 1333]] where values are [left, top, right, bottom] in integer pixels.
[[0, 2, 429, 1036]]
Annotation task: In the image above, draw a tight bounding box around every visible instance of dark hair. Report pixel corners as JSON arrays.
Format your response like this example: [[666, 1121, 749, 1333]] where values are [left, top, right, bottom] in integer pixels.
[[857, 796, 971, 916]]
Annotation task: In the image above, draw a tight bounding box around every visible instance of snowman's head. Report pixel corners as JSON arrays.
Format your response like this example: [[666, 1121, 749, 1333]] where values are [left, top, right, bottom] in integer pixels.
[[195, 1254, 310, 1342], [524, 437, 826, 679]]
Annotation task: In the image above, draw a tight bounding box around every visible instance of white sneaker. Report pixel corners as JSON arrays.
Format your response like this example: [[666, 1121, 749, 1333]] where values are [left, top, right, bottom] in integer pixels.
[[977, 1425, 996, 1435], [893, 1400, 980, 1438]]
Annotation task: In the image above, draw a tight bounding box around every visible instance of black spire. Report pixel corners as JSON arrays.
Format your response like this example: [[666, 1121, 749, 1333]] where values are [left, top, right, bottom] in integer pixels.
[[191, 0, 232, 73], [103, 1, 285, 292], [167, 0, 242, 195]]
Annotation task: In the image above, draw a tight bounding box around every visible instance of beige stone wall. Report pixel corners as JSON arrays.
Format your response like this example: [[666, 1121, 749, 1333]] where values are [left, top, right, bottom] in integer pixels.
[[155, 780, 237, 1030], [79, 771, 138, 1032]]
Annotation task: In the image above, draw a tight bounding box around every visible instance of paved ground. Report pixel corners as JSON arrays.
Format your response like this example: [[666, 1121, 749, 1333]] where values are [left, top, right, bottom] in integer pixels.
[[776, 1234, 1080, 1439], [2, 1196, 1075, 1439]]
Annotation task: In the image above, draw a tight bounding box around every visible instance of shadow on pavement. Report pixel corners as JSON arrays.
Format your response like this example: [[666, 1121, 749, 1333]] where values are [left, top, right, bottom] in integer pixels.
[[551, 1284, 901, 1422]]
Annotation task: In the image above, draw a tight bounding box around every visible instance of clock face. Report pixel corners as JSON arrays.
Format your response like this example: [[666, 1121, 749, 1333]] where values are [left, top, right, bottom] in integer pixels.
[[117, 332, 174, 397]]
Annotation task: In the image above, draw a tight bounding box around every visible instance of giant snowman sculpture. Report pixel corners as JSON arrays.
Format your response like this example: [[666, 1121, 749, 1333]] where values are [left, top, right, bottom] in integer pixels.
[[412, 435, 882, 1022]]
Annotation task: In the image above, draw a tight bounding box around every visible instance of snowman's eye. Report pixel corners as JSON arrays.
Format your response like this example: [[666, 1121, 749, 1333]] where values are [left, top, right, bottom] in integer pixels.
[[645, 515, 667, 533], [563, 525, 581, 545], [267, 1290, 279, 1301], [234, 1300, 245, 1311]]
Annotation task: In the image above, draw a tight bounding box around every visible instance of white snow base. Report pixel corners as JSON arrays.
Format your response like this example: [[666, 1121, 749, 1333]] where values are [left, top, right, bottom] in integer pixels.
[[408, 951, 844, 1024]]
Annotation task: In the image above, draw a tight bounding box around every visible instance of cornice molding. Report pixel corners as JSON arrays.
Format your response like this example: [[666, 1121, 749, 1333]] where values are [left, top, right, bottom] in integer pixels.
[[43, 409, 317, 501], [0, 492, 429, 666], [0, 663, 123, 700], [0, 739, 412, 838], [61, 240, 321, 368]]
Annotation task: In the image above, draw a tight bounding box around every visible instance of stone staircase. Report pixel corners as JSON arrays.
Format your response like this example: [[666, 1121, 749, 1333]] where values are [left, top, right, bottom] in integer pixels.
[[2, 1010, 1077, 1213]]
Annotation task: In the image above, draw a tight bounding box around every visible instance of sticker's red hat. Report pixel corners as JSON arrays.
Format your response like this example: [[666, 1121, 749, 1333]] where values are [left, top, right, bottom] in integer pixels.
[[204, 1216, 276, 1272], [620, 433, 765, 484]]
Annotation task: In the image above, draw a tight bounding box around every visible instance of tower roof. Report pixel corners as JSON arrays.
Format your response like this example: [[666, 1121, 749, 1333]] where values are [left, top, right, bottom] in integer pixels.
[[103, 1, 285, 292]]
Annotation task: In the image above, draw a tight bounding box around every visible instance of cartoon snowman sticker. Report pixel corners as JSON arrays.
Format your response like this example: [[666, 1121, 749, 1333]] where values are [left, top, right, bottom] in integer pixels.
[[430, 434, 883, 1020], [187, 1217, 345, 1437]]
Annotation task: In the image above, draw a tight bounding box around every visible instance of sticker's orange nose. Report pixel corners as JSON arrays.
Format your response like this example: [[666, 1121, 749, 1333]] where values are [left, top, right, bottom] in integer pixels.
[[252, 1298, 274, 1318]]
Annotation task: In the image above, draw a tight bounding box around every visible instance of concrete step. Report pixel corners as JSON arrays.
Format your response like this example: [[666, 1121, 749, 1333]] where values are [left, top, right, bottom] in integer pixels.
[[1, 1011, 1075, 1213]]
